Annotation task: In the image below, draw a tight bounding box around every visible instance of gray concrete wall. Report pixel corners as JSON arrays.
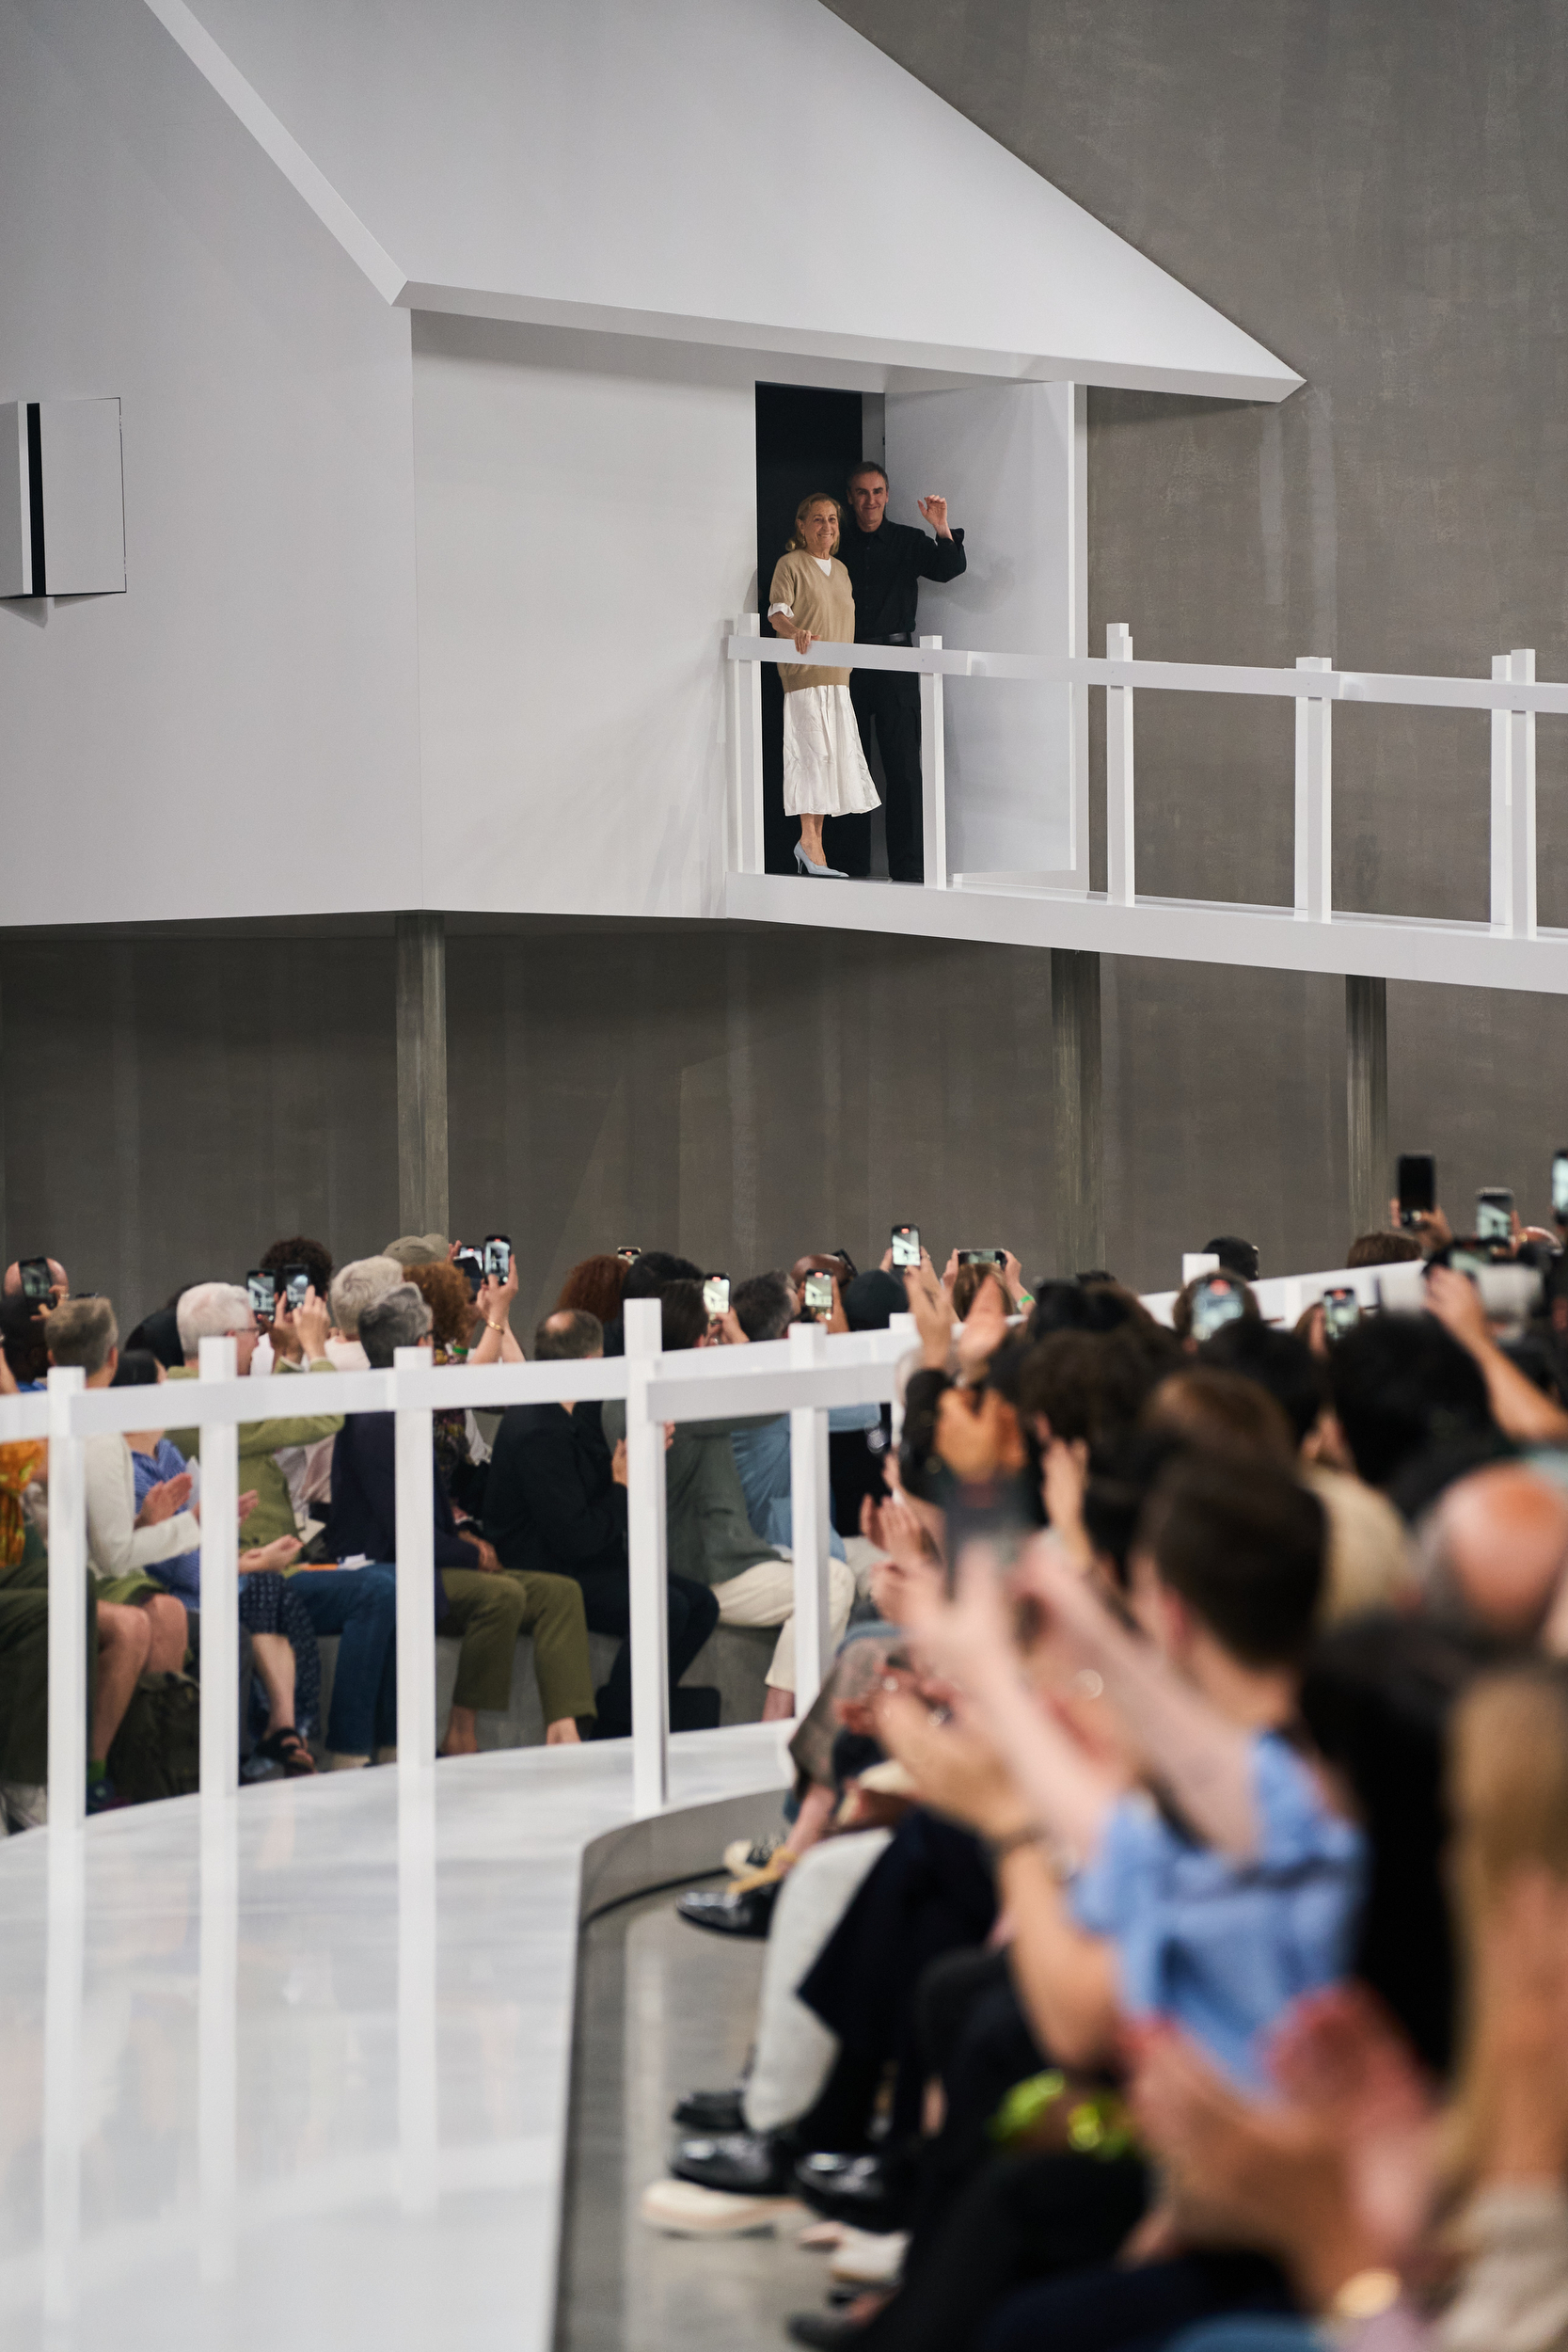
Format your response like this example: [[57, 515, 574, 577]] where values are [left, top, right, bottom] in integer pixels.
[[6, 914, 1568, 1323]]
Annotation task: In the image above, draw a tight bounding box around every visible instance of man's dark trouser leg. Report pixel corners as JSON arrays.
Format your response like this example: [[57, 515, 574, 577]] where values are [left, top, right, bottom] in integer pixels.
[[574, 1568, 720, 1736], [845, 670, 925, 883]]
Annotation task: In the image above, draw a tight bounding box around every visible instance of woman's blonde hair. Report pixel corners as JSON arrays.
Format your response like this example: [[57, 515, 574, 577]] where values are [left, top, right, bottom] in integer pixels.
[[1445, 1662, 1568, 2179], [784, 492, 842, 555]]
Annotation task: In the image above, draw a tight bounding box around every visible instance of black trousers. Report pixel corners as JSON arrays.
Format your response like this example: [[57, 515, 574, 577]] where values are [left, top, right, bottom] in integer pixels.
[[826, 669, 925, 882], [573, 1566, 719, 1737]]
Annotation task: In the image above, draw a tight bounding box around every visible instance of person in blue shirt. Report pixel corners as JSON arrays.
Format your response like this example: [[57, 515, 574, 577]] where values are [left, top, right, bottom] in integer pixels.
[[112, 1347, 321, 1772], [877, 1449, 1363, 2090]]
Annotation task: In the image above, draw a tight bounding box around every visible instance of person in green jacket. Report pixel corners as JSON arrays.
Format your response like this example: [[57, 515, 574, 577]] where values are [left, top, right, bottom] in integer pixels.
[[163, 1281, 342, 1546]]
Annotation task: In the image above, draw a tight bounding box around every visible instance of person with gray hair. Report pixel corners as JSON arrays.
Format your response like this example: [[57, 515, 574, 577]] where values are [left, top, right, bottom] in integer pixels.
[[165, 1279, 343, 1553], [328, 1256, 406, 1361], [326, 1286, 595, 1752]]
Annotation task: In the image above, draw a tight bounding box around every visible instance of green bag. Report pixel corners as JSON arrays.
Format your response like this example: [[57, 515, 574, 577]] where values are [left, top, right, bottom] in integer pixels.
[[106, 1670, 201, 1803]]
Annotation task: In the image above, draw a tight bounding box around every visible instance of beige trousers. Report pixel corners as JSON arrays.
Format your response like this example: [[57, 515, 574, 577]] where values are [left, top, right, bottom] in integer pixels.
[[715, 1553, 856, 1690]]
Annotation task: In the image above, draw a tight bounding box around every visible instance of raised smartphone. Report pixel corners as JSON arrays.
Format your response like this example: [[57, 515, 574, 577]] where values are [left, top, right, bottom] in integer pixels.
[[1322, 1285, 1360, 1341], [1397, 1152, 1436, 1229], [703, 1274, 730, 1318], [803, 1271, 834, 1317], [891, 1224, 920, 1270], [245, 1269, 277, 1321], [1476, 1187, 1514, 1243], [1191, 1275, 1246, 1343]]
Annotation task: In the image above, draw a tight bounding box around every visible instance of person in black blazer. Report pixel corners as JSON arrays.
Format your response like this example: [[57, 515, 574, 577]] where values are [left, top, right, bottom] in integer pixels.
[[483, 1310, 719, 1736]]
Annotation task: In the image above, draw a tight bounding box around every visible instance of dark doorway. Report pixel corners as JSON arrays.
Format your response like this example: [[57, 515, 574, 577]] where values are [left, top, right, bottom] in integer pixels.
[[755, 384, 868, 876]]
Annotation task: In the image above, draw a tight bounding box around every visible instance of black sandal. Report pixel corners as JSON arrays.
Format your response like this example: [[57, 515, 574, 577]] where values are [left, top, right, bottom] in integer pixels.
[[256, 1727, 317, 1777]]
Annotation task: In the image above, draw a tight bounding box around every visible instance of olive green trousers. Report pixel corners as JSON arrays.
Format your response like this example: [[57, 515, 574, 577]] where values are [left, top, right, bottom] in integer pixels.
[[438, 1566, 595, 1726]]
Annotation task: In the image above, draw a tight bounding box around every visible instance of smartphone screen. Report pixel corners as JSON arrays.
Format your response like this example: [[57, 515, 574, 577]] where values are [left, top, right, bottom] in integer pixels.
[[1397, 1152, 1436, 1227], [454, 1248, 483, 1298], [1450, 1248, 1490, 1278], [1191, 1276, 1246, 1343], [245, 1270, 277, 1321], [1553, 1152, 1568, 1220], [1476, 1187, 1514, 1243], [703, 1273, 730, 1319], [891, 1223, 921, 1270], [616, 1246, 641, 1263], [957, 1248, 1006, 1268], [1322, 1285, 1360, 1341], [483, 1234, 513, 1283], [283, 1265, 310, 1311], [18, 1257, 52, 1305], [803, 1270, 834, 1316]]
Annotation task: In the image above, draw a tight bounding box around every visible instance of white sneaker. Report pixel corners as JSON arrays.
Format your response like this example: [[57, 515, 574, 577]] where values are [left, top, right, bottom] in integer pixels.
[[831, 2229, 910, 2286], [639, 2178, 804, 2237], [0, 1784, 47, 1832]]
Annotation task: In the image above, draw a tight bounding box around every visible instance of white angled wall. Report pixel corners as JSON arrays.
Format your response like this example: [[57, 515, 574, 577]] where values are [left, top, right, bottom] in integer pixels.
[[0, 0, 421, 927], [886, 382, 1083, 879], [411, 316, 758, 920]]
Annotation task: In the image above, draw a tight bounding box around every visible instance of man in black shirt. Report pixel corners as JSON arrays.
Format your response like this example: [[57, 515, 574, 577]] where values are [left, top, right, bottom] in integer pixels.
[[832, 461, 967, 882]]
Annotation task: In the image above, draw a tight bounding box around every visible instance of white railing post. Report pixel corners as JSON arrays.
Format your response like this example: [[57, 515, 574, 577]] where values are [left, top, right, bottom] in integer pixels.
[[731, 613, 765, 876], [787, 1322, 832, 1712], [887, 1311, 915, 1454], [394, 1344, 436, 1775], [46, 1365, 87, 1838], [1294, 655, 1334, 921], [1510, 647, 1537, 938], [624, 1297, 669, 1815], [919, 634, 948, 888], [1491, 652, 1513, 929], [197, 1336, 238, 1808], [1105, 624, 1135, 903]]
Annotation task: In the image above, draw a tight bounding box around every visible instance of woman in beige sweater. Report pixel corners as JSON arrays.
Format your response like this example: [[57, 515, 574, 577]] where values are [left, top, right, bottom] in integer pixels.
[[768, 492, 879, 877]]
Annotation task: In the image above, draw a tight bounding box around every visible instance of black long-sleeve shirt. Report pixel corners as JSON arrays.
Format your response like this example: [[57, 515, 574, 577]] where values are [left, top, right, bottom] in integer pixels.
[[835, 517, 967, 645], [483, 1403, 628, 1581], [323, 1412, 472, 1619]]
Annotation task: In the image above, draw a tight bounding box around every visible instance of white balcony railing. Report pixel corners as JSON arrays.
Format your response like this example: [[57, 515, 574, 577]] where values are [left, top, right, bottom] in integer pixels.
[[724, 620, 1568, 938]]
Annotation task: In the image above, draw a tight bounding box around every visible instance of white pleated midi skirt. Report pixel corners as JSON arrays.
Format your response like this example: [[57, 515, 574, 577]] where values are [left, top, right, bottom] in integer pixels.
[[783, 685, 881, 818]]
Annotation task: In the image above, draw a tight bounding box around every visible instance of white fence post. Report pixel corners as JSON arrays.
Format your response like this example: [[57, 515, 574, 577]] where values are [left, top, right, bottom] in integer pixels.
[[624, 1297, 669, 1816], [787, 1322, 832, 1712], [1294, 656, 1334, 921], [919, 635, 948, 888], [1510, 647, 1537, 938], [731, 613, 766, 876], [394, 1345, 436, 1775], [46, 1366, 87, 1838], [198, 1336, 239, 1808], [1105, 624, 1135, 904], [1491, 652, 1513, 929]]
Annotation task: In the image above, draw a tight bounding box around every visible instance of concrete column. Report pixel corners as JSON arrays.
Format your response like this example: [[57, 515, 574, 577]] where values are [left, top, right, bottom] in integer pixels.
[[1345, 973, 1388, 1244], [1051, 947, 1103, 1275], [395, 913, 449, 1240]]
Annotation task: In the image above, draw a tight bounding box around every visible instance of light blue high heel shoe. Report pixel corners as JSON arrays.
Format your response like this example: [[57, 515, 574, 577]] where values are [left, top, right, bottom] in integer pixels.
[[794, 842, 847, 879]]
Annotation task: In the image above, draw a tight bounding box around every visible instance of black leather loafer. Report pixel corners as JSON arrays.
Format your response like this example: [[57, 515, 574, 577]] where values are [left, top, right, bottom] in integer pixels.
[[671, 2129, 792, 2196], [672, 2087, 748, 2134], [675, 1883, 778, 1937], [792, 2150, 908, 2234]]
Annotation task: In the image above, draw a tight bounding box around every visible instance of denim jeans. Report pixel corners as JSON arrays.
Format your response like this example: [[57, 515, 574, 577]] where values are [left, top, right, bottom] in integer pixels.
[[289, 1566, 398, 1756]]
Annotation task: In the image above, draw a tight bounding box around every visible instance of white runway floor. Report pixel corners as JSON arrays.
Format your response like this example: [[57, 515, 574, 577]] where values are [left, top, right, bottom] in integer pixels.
[[0, 1725, 791, 2350]]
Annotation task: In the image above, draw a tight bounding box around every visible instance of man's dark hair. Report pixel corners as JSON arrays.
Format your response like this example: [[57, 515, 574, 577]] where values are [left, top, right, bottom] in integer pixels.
[[1197, 1320, 1328, 1447], [1019, 1328, 1172, 1450], [111, 1347, 164, 1389], [1346, 1232, 1422, 1269], [658, 1279, 709, 1353], [1204, 1235, 1261, 1281], [847, 459, 888, 488], [1328, 1313, 1493, 1490], [534, 1309, 603, 1362], [622, 1251, 703, 1301], [1027, 1279, 1142, 1343], [733, 1271, 794, 1343], [1140, 1452, 1325, 1669], [260, 1234, 334, 1295]]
